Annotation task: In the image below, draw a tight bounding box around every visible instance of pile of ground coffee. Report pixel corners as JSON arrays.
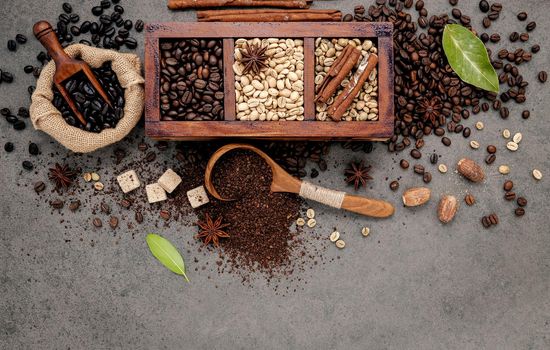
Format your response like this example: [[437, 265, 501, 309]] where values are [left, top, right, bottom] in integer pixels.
[[196, 150, 303, 278]]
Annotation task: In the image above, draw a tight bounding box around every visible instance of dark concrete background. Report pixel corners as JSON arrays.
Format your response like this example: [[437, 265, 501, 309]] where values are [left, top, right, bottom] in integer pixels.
[[1, 0, 549, 349]]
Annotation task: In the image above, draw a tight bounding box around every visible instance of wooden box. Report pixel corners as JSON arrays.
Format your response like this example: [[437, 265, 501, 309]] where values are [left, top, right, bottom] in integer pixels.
[[144, 22, 394, 141]]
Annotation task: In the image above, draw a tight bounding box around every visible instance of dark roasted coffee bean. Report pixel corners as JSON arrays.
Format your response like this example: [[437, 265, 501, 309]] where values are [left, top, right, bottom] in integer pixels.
[[50, 199, 64, 209], [160, 210, 171, 221], [100, 203, 111, 214], [2, 71, 14, 83], [100, 0, 111, 9], [310, 168, 319, 179], [485, 154, 496, 165], [15, 34, 27, 44], [28, 143, 39, 155], [24, 65, 34, 74], [125, 37, 137, 49], [522, 110, 530, 119], [7, 39, 17, 51], [22, 160, 33, 170], [62, 2, 72, 13], [441, 137, 451, 146], [517, 197, 527, 207], [538, 71, 547, 83], [449, 0, 458, 5], [145, 151, 156, 162], [135, 20, 144, 32], [479, 0, 489, 12], [410, 149, 421, 159], [135, 211, 144, 223], [489, 34, 500, 43], [13, 120, 26, 130], [504, 191, 516, 201], [509, 32, 519, 42], [34, 181, 46, 193], [423, 172, 432, 184], [482, 216, 491, 228], [18, 107, 29, 118], [343, 14, 353, 22], [526, 21, 536, 32], [120, 199, 132, 209], [487, 145, 497, 154], [69, 200, 81, 212], [400, 159, 409, 169], [4, 142, 14, 153], [503, 180, 513, 191], [93, 218, 103, 228], [482, 17, 491, 28], [91, 6, 103, 16], [515, 208, 525, 217], [463, 127, 471, 138], [109, 216, 119, 229], [531, 44, 540, 53], [465, 194, 475, 206], [430, 153, 438, 164], [413, 164, 425, 175], [517, 12, 527, 21], [389, 180, 399, 191], [489, 214, 499, 225]]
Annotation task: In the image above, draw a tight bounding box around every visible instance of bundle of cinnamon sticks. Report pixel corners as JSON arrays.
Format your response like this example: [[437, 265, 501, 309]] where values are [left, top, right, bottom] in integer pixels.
[[197, 9, 342, 22], [168, 0, 312, 10]]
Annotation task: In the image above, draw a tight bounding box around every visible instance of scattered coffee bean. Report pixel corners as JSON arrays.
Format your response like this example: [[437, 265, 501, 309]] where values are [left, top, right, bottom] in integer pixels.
[[479, 0, 489, 13], [442, 137, 451, 146], [100, 203, 111, 214], [390, 180, 399, 191], [4, 142, 14, 152], [400, 159, 409, 169], [532, 169, 543, 180], [50, 199, 64, 209], [485, 154, 496, 165], [517, 12, 527, 21], [135, 19, 144, 32], [13, 120, 26, 130], [538, 71, 547, 83], [465, 194, 475, 206], [519, 33, 529, 42], [531, 44, 540, 53], [423, 172, 432, 183], [69, 200, 81, 211], [517, 197, 527, 207], [120, 199, 132, 208], [34, 181, 46, 193], [18, 107, 29, 118], [28, 143, 39, 155], [15, 34, 27, 45], [109, 216, 119, 229], [7, 39, 17, 52], [521, 110, 530, 119], [92, 217, 103, 228], [413, 164, 425, 175], [145, 151, 156, 162], [504, 180, 514, 191], [410, 149, 421, 159], [160, 210, 171, 220], [62, 2, 73, 13], [504, 191, 516, 201], [526, 21, 536, 32], [487, 145, 496, 154], [449, 0, 458, 6], [438, 164, 448, 173], [515, 208, 525, 216], [22, 160, 33, 170], [430, 153, 438, 164]]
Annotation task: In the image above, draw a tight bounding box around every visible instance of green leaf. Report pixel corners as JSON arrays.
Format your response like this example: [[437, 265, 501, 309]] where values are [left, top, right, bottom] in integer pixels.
[[443, 24, 499, 93], [146, 234, 189, 282]]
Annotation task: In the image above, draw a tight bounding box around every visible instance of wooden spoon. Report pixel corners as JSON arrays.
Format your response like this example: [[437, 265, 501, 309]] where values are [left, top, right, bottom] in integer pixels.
[[33, 20, 112, 126], [204, 144, 395, 218]]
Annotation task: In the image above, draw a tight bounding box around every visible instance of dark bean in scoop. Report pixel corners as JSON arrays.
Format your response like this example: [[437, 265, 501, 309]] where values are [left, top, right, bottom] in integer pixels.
[[22, 160, 33, 170], [4, 142, 14, 153]]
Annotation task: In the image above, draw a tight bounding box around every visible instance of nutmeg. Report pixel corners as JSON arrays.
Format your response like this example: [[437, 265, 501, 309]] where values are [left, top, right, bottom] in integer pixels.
[[457, 158, 485, 182], [402, 187, 431, 207], [437, 195, 459, 224]]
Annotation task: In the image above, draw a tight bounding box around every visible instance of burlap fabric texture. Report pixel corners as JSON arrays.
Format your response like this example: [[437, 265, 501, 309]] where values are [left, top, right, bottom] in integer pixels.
[[30, 44, 144, 153]]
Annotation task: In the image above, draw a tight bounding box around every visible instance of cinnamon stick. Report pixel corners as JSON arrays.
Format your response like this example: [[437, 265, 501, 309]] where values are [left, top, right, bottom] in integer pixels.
[[315, 45, 361, 103], [197, 9, 342, 22], [168, 0, 312, 10], [327, 53, 378, 122]]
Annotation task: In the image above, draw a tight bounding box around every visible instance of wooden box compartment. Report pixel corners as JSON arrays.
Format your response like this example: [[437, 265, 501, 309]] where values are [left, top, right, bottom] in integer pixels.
[[145, 22, 394, 141]]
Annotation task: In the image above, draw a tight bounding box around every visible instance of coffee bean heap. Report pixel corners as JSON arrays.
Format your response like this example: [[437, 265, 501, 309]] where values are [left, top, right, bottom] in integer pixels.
[[159, 39, 224, 121], [347, 1, 540, 155], [52, 61, 125, 132], [53, 0, 141, 50]]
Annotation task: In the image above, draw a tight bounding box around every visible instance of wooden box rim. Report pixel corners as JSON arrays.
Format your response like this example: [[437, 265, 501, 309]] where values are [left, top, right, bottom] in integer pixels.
[[145, 21, 394, 141]]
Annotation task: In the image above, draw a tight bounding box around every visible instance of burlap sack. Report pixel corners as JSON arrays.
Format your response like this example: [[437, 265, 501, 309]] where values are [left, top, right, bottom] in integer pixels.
[[30, 44, 144, 153]]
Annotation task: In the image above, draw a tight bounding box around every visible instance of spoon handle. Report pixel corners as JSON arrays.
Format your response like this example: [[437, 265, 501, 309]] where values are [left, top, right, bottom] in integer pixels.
[[297, 181, 394, 218]]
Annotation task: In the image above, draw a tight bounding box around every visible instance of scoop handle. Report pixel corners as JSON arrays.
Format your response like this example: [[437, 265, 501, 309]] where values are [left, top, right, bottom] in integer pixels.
[[33, 21, 71, 65], [340, 194, 395, 218]]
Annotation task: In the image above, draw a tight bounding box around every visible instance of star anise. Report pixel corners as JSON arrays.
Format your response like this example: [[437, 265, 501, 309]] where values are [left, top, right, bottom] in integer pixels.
[[48, 163, 78, 191], [239, 43, 269, 76], [196, 213, 230, 248], [344, 160, 373, 191], [417, 96, 443, 125]]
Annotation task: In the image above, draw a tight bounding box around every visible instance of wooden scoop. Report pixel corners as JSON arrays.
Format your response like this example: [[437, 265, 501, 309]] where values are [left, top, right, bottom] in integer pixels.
[[33, 21, 112, 126], [204, 144, 395, 218]]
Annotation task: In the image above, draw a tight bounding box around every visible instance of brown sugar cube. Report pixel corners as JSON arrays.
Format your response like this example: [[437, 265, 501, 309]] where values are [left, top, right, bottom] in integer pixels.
[[158, 168, 182, 194], [186, 186, 210, 208], [116, 170, 141, 193], [146, 183, 167, 204]]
